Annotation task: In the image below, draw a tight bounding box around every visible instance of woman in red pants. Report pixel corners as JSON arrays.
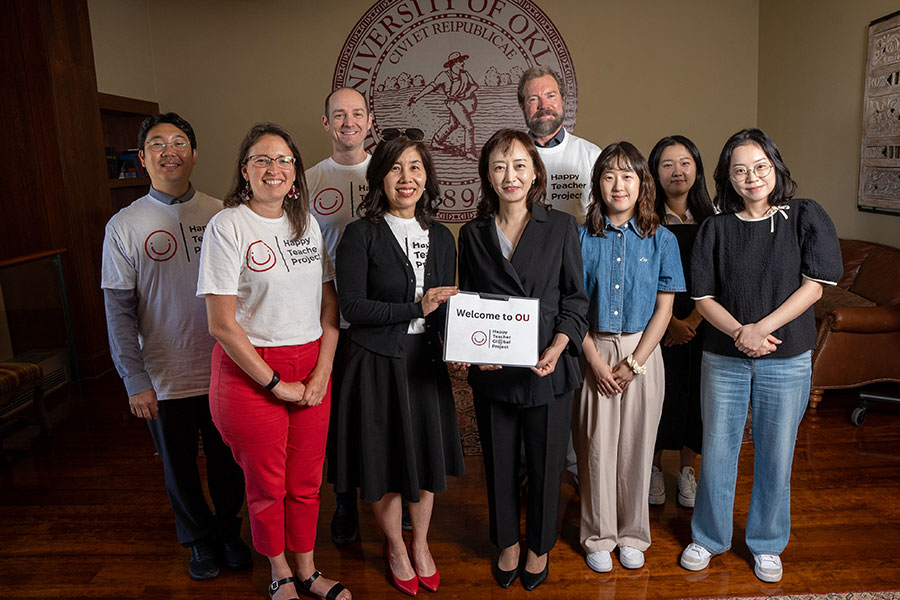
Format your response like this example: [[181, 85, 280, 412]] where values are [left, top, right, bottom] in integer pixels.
[[198, 123, 349, 600]]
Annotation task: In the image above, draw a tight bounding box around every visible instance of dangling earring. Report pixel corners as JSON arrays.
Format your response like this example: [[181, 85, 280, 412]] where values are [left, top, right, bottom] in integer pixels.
[[285, 183, 300, 201], [532, 178, 536, 185], [241, 181, 253, 202]]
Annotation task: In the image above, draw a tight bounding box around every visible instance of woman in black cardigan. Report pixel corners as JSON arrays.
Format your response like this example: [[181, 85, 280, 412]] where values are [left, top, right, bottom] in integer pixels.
[[457, 129, 588, 591], [333, 128, 464, 596]]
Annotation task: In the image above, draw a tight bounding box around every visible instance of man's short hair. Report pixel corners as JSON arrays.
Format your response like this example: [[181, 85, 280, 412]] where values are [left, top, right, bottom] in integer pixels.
[[516, 66, 567, 107], [138, 113, 197, 150], [324, 87, 369, 118]]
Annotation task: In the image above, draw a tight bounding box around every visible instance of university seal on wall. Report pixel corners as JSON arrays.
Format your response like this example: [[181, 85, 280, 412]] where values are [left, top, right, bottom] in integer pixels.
[[333, 0, 577, 223]]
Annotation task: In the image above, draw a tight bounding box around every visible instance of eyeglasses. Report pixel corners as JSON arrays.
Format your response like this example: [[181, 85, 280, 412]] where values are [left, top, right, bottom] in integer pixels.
[[730, 163, 773, 181], [144, 140, 190, 153], [246, 155, 297, 169], [382, 127, 425, 141]]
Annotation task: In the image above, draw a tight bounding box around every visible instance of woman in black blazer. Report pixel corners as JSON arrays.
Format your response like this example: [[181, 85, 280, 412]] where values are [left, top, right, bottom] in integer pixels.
[[333, 129, 464, 596], [457, 129, 588, 591]]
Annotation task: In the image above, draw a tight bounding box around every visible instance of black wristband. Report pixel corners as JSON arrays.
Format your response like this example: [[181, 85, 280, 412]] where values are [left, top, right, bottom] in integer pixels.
[[264, 370, 280, 390]]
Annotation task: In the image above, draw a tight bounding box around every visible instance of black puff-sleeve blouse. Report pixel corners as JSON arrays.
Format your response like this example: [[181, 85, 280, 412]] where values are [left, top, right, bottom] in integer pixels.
[[690, 198, 843, 359]]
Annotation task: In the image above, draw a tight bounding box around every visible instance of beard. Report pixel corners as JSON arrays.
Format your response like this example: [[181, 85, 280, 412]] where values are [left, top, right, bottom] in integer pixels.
[[526, 108, 564, 138]]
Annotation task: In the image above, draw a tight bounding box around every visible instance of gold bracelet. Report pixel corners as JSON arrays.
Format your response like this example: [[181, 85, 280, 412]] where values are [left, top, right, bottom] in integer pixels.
[[625, 354, 647, 375]]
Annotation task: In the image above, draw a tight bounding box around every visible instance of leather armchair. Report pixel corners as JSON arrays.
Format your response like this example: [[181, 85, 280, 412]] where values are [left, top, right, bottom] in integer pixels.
[[809, 239, 900, 408]]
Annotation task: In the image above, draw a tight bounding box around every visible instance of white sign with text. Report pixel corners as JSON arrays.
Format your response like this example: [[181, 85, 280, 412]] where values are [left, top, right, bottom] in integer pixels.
[[443, 291, 540, 367]]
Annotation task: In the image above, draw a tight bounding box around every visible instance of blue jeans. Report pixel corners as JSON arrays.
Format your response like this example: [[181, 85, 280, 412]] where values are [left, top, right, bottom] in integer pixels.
[[691, 350, 811, 556]]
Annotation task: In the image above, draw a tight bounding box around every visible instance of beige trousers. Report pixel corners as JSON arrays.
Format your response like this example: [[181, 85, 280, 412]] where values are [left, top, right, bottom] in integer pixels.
[[572, 331, 665, 553]]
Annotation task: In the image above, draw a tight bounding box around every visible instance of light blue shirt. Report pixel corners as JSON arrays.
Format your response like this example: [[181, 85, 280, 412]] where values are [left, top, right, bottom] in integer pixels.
[[579, 217, 685, 333]]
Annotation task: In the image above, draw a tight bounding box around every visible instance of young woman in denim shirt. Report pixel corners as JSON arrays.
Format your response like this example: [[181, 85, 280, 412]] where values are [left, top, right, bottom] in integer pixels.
[[679, 129, 841, 583], [573, 142, 685, 573]]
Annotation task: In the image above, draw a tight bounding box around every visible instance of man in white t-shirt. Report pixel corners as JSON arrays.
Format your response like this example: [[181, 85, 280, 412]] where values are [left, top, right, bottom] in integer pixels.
[[101, 113, 250, 581], [517, 65, 602, 225], [518, 66, 601, 485], [305, 87, 372, 545]]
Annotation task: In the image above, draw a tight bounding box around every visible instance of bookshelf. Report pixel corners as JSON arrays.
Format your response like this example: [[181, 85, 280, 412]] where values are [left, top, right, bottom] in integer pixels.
[[98, 92, 159, 210]]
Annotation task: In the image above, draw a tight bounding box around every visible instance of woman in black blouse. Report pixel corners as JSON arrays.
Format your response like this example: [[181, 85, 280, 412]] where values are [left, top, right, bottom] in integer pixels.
[[333, 128, 464, 596], [679, 129, 842, 583], [647, 135, 716, 508], [457, 129, 588, 591]]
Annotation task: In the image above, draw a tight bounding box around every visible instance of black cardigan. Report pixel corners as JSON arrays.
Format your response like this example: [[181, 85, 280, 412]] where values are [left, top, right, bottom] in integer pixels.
[[336, 217, 456, 358], [458, 205, 588, 406]]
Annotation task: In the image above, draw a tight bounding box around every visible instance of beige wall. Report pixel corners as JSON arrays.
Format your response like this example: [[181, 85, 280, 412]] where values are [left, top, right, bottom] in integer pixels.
[[759, 0, 899, 246], [88, 0, 758, 210], [88, 0, 157, 102]]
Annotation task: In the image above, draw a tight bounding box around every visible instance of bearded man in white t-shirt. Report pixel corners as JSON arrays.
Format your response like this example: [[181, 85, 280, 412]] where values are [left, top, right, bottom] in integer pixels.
[[305, 87, 372, 546], [517, 67, 602, 486], [517, 66, 602, 225], [101, 113, 250, 581]]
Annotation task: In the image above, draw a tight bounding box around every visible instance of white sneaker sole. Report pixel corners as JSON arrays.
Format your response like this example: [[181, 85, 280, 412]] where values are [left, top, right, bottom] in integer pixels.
[[585, 552, 612, 573], [648, 491, 665, 505], [680, 551, 711, 571], [754, 563, 783, 582], [677, 492, 695, 507]]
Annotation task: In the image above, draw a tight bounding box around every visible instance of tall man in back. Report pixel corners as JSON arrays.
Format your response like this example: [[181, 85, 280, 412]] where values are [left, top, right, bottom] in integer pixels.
[[101, 113, 251, 580], [305, 87, 372, 545], [518, 66, 602, 484], [518, 65, 601, 224]]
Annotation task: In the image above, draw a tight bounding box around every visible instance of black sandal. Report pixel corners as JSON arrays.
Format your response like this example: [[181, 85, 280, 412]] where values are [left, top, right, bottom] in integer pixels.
[[298, 570, 347, 600], [270, 576, 300, 600]]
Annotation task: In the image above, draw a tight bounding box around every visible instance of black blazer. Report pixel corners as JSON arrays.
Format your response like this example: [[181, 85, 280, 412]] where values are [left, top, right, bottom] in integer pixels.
[[336, 217, 456, 358], [458, 205, 588, 406]]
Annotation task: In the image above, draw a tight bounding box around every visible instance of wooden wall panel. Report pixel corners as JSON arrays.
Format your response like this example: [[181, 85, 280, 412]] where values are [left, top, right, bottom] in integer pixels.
[[2, 0, 114, 377]]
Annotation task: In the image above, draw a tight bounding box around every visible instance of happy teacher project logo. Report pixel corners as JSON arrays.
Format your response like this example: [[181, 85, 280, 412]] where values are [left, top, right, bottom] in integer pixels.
[[334, 0, 578, 223]]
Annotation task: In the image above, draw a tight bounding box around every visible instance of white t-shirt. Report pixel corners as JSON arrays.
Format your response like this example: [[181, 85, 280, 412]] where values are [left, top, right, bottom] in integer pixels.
[[537, 131, 602, 224], [101, 192, 222, 401], [305, 155, 371, 329], [384, 213, 428, 335], [197, 203, 334, 347], [305, 155, 371, 267]]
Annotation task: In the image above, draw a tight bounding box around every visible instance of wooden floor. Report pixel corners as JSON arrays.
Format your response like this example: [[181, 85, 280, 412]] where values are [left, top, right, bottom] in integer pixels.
[[1, 374, 899, 600]]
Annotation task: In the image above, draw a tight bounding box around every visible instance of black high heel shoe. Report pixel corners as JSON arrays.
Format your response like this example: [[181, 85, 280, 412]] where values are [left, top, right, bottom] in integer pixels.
[[493, 561, 519, 588], [521, 558, 549, 592]]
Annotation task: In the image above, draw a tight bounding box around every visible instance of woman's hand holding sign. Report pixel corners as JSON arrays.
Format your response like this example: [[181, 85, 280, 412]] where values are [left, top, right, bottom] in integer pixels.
[[422, 286, 459, 315]]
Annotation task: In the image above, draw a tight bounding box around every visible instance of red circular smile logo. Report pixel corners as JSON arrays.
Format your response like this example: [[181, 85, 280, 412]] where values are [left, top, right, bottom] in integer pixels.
[[313, 188, 344, 216], [246, 240, 277, 272], [144, 230, 178, 262], [471, 331, 488, 346]]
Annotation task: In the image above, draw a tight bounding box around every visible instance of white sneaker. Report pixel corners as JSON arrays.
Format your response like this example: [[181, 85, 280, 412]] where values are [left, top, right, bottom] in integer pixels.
[[618, 545, 644, 569], [585, 550, 612, 573], [677, 466, 697, 507], [754, 554, 783, 583], [680, 543, 712, 571], [649, 466, 665, 505]]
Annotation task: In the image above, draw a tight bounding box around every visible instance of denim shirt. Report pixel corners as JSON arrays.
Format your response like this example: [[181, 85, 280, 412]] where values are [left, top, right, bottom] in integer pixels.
[[579, 217, 686, 333]]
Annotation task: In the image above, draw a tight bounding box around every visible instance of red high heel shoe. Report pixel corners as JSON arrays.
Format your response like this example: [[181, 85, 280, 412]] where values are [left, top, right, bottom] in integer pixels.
[[413, 556, 440, 593], [384, 543, 418, 596]]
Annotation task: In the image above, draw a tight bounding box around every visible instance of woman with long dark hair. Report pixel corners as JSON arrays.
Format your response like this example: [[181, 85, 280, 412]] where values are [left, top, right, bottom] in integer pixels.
[[646, 135, 715, 508], [457, 128, 588, 591], [573, 142, 684, 573], [679, 128, 841, 583], [198, 123, 349, 600], [332, 128, 464, 596]]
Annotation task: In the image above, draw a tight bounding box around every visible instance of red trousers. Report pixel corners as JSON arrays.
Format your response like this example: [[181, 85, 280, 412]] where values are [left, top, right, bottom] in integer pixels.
[[209, 341, 330, 556]]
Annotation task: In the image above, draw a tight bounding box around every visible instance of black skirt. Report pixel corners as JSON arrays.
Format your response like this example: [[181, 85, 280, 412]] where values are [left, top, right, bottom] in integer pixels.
[[331, 334, 465, 503]]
